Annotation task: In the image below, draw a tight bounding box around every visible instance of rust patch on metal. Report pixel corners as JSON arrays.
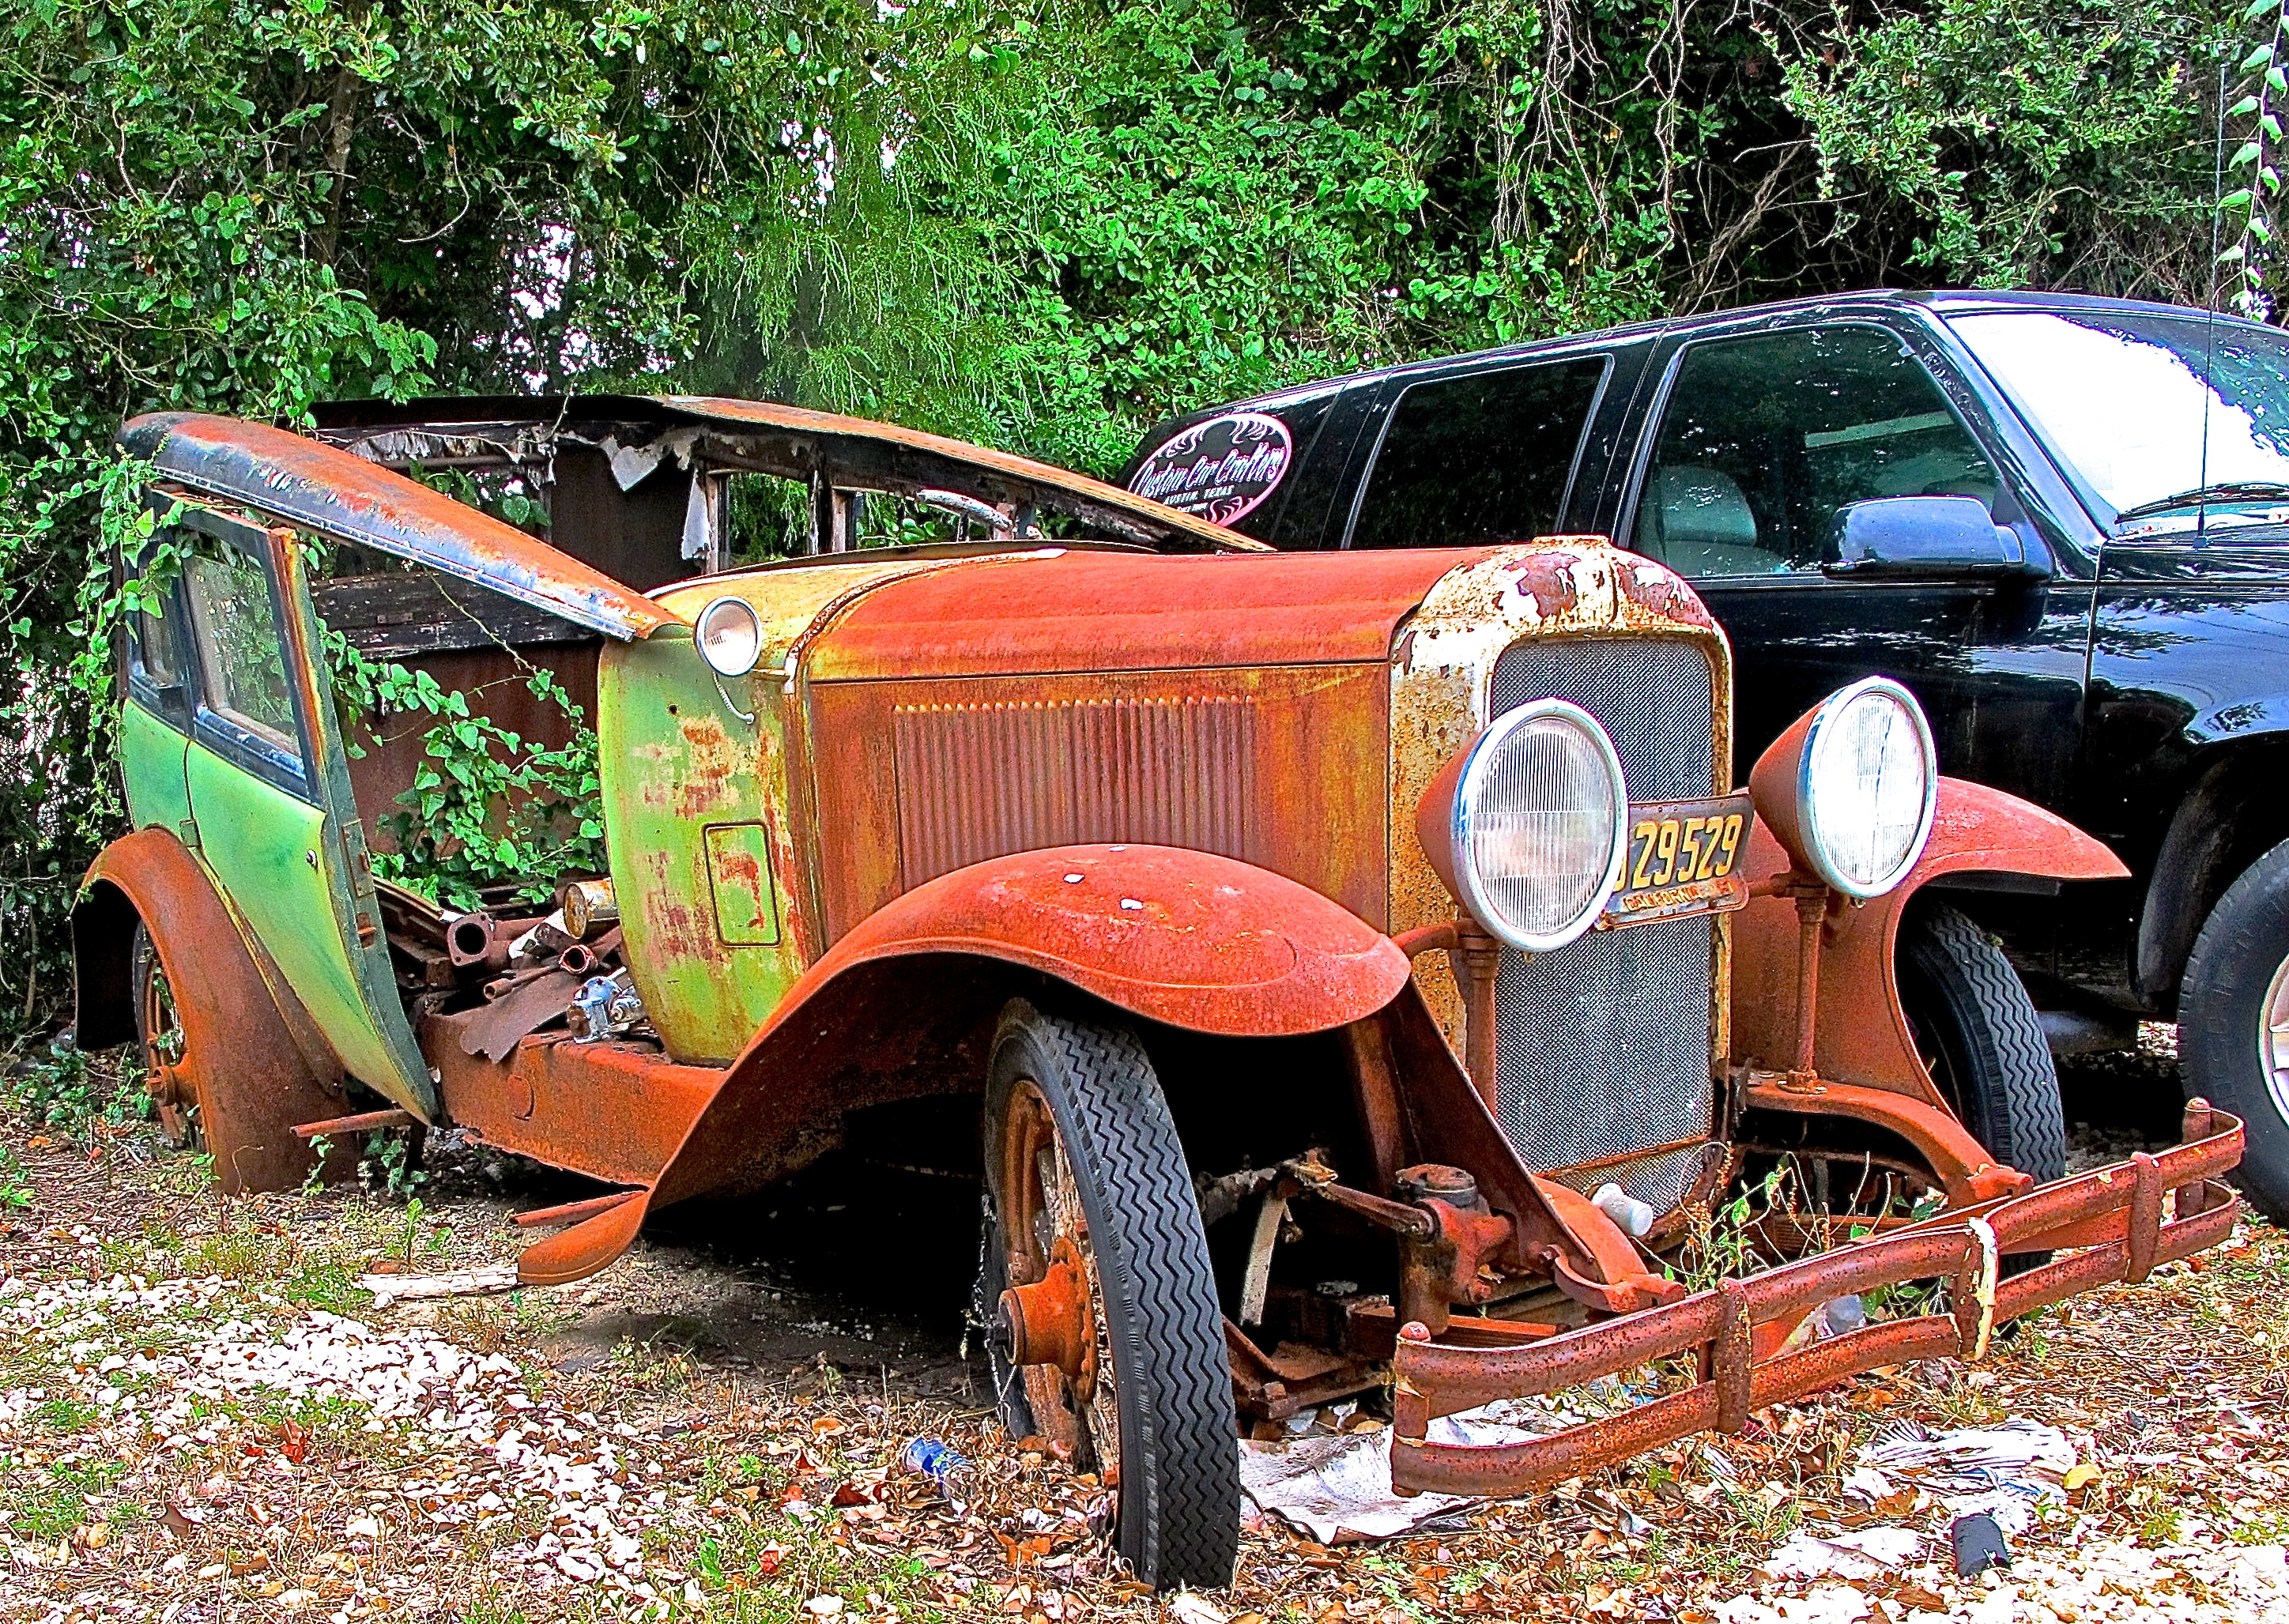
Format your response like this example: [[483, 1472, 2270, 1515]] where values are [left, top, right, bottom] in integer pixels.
[[1387, 1108, 2244, 1497], [892, 693, 1258, 887], [76, 829, 347, 1194], [1387, 537, 1732, 1048], [120, 413, 686, 642]]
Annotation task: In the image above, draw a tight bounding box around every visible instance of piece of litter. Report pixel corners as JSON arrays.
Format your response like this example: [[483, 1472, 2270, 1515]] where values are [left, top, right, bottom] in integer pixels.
[[1764, 1526, 1920, 1581], [1237, 1391, 1627, 1543], [1714, 1584, 1872, 1624], [360, 1262, 519, 1307], [1840, 1465, 1895, 1503], [1951, 1510, 2010, 1577]]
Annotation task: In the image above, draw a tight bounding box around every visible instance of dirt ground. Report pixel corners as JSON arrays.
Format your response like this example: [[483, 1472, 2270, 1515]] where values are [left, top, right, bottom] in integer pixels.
[[2, 1033, 2286, 1624]]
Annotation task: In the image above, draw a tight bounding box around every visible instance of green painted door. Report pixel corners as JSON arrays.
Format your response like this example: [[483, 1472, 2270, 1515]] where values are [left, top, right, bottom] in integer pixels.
[[173, 501, 437, 1118]]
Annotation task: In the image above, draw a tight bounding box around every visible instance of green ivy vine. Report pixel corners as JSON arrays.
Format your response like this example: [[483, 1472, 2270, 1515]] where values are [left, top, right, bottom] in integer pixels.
[[2226, 0, 2289, 313], [322, 635, 607, 914]]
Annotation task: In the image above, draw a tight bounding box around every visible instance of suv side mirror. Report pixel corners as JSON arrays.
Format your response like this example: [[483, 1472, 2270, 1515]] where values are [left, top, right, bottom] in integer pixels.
[[1823, 496, 2052, 579]]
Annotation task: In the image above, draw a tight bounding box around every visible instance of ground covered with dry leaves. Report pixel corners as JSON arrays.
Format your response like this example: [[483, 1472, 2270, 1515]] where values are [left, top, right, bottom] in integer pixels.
[[2, 1040, 2287, 1624]]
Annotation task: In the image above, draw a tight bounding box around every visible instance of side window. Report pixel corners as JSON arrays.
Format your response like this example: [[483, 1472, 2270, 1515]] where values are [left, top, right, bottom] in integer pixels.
[[1349, 358, 1608, 549], [183, 542, 307, 776], [1634, 326, 1998, 577]]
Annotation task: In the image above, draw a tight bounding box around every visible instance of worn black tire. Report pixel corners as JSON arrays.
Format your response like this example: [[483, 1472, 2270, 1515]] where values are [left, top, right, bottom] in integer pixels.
[[1898, 901, 2066, 1278], [2181, 837, 2289, 1224], [980, 1000, 1239, 1591]]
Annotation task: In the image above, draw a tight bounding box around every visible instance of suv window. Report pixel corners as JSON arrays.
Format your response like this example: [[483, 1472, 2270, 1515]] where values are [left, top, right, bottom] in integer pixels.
[[183, 544, 304, 767], [1634, 326, 1997, 577], [1349, 358, 1607, 549]]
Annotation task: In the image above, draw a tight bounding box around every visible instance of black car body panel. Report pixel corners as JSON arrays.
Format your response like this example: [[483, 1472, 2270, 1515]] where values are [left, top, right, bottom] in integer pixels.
[[1134, 289, 2289, 1027]]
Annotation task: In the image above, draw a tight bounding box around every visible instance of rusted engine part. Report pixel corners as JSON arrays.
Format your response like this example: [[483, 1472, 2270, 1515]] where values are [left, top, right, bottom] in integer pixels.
[[447, 925, 632, 1061], [1354, 988, 1689, 1320], [1388, 1103, 2246, 1497], [72, 829, 351, 1193], [568, 968, 647, 1042], [560, 877, 618, 939]]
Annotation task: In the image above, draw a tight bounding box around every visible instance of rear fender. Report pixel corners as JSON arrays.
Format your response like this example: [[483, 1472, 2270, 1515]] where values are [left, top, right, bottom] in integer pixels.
[[1729, 778, 2128, 1103], [519, 845, 1409, 1284], [74, 828, 348, 1193]]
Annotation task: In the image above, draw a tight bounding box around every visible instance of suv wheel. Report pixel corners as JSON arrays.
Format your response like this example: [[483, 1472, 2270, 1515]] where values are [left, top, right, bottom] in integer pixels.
[[1897, 901, 2067, 1275], [979, 1000, 1239, 1592], [2181, 836, 2289, 1223]]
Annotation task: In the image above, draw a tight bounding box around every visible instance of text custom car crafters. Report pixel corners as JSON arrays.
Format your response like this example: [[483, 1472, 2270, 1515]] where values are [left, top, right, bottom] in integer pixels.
[[76, 398, 2245, 1588]]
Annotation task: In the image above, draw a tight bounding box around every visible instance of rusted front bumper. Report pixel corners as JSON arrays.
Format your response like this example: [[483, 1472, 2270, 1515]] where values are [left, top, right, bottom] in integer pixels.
[[1390, 1108, 2246, 1496]]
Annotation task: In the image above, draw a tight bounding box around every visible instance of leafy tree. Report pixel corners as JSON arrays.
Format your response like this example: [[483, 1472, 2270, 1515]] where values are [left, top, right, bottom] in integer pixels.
[[0, 0, 2250, 1031]]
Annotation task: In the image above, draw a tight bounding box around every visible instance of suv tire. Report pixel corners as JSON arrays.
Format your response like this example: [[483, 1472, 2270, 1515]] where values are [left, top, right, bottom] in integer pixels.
[[2181, 837, 2289, 1223], [1898, 900, 2068, 1273]]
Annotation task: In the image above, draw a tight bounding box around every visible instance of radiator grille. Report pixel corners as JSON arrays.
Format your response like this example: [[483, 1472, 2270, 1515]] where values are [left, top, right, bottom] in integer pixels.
[[892, 695, 1256, 886], [1488, 640, 1716, 1204]]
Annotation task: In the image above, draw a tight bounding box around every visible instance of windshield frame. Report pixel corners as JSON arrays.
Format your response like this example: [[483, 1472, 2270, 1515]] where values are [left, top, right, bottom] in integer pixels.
[[1942, 304, 2289, 542]]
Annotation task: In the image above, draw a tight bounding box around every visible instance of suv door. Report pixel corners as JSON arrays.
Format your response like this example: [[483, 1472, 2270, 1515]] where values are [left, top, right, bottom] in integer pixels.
[[1338, 350, 1623, 549], [172, 498, 437, 1118], [1616, 319, 2096, 807]]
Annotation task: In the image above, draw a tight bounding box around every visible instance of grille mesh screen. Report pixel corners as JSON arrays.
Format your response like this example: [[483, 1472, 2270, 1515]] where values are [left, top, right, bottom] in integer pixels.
[[1488, 640, 1716, 1201]]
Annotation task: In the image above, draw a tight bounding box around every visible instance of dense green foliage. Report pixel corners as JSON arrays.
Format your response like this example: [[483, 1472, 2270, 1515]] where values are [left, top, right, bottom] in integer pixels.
[[0, 0, 2254, 1028]]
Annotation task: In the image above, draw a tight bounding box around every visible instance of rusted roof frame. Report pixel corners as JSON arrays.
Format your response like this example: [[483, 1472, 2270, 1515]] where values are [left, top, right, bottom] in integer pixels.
[[119, 413, 688, 643], [307, 394, 1268, 555]]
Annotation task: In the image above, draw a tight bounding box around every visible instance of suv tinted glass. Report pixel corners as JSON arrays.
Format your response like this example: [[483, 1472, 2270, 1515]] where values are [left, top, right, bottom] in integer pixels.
[[1635, 326, 1997, 576], [1349, 358, 1607, 549]]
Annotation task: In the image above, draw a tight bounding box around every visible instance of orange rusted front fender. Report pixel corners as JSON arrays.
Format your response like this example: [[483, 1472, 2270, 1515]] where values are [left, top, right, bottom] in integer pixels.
[[516, 844, 1408, 1285], [809, 843, 1410, 1039], [1729, 778, 2129, 1102]]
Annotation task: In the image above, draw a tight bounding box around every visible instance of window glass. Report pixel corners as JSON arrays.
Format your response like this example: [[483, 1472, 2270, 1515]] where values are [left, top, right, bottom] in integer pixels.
[[133, 594, 183, 690], [1634, 327, 1997, 577], [1948, 310, 2289, 528], [1349, 358, 1607, 549], [183, 546, 303, 759]]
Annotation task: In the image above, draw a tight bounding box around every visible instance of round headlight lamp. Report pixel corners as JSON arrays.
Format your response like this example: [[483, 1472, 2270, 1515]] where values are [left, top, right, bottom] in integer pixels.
[[1778, 676, 1936, 899], [1439, 699, 1630, 953], [696, 597, 764, 677]]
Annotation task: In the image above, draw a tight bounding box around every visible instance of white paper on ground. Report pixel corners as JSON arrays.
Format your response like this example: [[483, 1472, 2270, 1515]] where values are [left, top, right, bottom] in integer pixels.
[[1236, 1394, 1617, 1543], [1856, 1417, 2074, 1535], [1763, 1526, 1922, 1581], [1714, 1584, 1873, 1624]]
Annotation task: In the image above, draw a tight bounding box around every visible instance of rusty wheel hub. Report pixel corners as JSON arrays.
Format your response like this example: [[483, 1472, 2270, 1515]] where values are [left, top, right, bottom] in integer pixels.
[[994, 1080, 1120, 1477], [995, 1234, 1096, 1395]]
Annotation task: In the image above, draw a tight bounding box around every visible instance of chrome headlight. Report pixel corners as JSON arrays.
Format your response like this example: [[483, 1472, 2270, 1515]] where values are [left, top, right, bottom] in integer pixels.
[[1448, 698, 1630, 952], [1794, 676, 1936, 899], [696, 596, 764, 677]]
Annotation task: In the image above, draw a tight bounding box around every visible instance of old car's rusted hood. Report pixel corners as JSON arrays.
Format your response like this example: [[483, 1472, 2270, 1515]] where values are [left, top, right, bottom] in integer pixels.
[[119, 413, 688, 642], [797, 546, 1486, 678]]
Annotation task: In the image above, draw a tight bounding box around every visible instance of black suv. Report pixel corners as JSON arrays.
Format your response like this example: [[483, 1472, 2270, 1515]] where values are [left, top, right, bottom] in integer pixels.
[[1127, 289, 2289, 1222]]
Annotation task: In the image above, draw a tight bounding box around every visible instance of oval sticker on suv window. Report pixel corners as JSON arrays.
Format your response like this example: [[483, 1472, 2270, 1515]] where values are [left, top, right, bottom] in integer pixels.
[[1128, 411, 1292, 527]]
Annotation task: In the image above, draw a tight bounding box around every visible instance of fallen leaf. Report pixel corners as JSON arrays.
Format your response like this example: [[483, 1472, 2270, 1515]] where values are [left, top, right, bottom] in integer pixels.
[[1168, 1596, 1228, 1624], [805, 1599, 846, 1618], [2064, 1464, 2102, 1494]]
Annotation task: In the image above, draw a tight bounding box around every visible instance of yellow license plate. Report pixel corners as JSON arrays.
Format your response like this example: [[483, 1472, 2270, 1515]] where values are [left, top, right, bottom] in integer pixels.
[[1601, 793, 1756, 928]]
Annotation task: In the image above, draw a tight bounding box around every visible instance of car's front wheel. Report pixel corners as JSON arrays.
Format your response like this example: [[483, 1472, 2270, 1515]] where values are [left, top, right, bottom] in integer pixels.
[[979, 1000, 1239, 1592], [2181, 837, 2289, 1223]]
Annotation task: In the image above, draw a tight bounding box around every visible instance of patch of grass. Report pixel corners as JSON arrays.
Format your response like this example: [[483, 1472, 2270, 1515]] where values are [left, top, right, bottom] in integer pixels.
[[2, 1456, 126, 1540], [30, 1396, 98, 1433], [185, 1224, 294, 1280]]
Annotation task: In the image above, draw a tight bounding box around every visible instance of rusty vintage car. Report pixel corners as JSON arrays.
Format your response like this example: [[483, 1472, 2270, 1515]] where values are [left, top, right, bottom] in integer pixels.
[[74, 398, 2246, 1588]]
